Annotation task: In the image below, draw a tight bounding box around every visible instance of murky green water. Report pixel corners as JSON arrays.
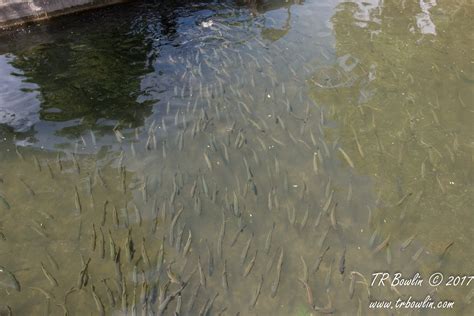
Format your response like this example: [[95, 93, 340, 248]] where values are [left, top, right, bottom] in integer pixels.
[[0, 0, 473, 315]]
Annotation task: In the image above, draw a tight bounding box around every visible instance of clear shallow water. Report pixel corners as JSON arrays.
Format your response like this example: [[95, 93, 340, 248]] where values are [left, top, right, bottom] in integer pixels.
[[0, 0, 473, 315]]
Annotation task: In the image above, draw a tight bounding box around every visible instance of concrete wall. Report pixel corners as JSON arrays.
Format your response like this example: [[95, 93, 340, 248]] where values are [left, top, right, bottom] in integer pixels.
[[0, 0, 128, 28]]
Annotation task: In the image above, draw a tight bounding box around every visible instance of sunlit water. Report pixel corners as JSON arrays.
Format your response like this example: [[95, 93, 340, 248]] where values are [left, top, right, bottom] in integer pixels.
[[0, 0, 473, 315]]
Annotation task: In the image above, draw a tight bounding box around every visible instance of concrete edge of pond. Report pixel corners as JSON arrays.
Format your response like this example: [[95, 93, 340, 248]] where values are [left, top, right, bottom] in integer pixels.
[[0, 0, 129, 29]]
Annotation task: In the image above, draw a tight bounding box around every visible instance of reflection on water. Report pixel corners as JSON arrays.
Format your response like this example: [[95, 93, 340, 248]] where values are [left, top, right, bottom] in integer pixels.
[[6, 23, 153, 144], [0, 54, 40, 132], [0, 0, 472, 315]]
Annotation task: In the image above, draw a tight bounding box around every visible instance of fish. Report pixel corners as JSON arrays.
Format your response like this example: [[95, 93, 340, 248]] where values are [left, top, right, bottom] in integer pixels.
[[243, 157, 253, 180], [349, 273, 355, 299], [325, 260, 333, 288], [373, 234, 391, 254], [71, 153, 80, 174], [300, 255, 308, 283], [313, 153, 319, 174], [347, 181, 353, 202], [44, 251, 59, 271], [183, 230, 192, 257], [440, 241, 454, 261], [33, 155, 42, 172], [351, 126, 364, 158], [241, 234, 253, 266], [314, 211, 322, 229], [322, 190, 334, 214], [339, 248, 346, 275], [40, 262, 58, 287], [222, 143, 230, 164], [243, 250, 258, 277], [217, 214, 225, 259], [271, 248, 284, 298], [200, 292, 219, 316], [412, 247, 424, 262], [15, 146, 25, 160], [204, 152, 213, 171], [313, 303, 336, 314], [140, 281, 148, 307], [162, 141, 167, 158], [251, 148, 260, 165], [330, 202, 338, 229], [318, 228, 330, 250], [175, 292, 182, 315], [206, 240, 214, 276], [351, 271, 371, 298], [100, 200, 109, 227], [313, 246, 330, 273], [74, 186, 82, 214], [56, 152, 63, 172], [114, 129, 125, 143], [108, 230, 117, 260], [166, 263, 182, 285], [421, 158, 427, 179], [141, 238, 150, 267], [249, 180, 258, 196], [0, 265, 21, 291], [30, 221, 48, 238], [156, 239, 164, 275], [395, 192, 412, 207], [400, 233, 417, 251], [46, 162, 54, 179], [310, 128, 317, 146], [99, 228, 105, 259], [267, 190, 273, 211], [91, 224, 97, 252], [201, 176, 209, 198], [157, 282, 188, 316], [299, 279, 314, 308], [250, 275, 264, 308], [0, 194, 11, 210], [386, 245, 392, 265], [264, 222, 275, 254], [325, 180, 332, 199], [124, 229, 134, 263], [112, 205, 120, 227], [29, 286, 54, 299], [436, 173, 446, 193], [186, 284, 201, 314], [102, 280, 116, 307], [133, 204, 142, 226], [120, 277, 128, 312], [77, 256, 91, 289], [287, 206, 296, 226], [198, 256, 206, 288], [91, 285, 105, 316], [369, 228, 379, 248], [222, 260, 229, 291], [96, 168, 108, 190], [230, 224, 246, 247], [194, 196, 202, 215], [19, 179, 35, 196], [190, 180, 198, 198], [169, 207, 184, 247], [232, 192, 240, 216]]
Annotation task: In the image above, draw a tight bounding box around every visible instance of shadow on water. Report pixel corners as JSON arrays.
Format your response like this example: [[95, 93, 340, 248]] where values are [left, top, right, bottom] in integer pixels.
[[0, 0, 473, 315]]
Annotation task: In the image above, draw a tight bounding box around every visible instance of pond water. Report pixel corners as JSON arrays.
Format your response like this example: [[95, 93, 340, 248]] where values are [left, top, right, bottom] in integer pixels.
[[0, 0, 472, 315]]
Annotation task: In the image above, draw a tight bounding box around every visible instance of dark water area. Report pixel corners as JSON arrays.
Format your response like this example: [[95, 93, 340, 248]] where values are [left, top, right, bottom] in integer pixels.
[[0, 0, 473, 315]]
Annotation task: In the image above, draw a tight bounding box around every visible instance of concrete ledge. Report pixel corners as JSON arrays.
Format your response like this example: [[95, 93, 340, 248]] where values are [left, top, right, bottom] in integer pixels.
[[0, 0, 128, 29]]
